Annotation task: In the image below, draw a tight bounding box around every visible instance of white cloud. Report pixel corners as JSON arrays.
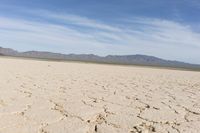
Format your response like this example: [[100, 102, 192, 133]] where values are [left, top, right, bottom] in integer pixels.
[[28, 10, 121, 32], [0, 10, 200, 63]]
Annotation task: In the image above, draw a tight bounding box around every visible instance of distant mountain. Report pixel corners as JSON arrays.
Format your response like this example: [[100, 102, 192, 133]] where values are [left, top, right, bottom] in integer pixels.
[[0, 46, 200, 70], [0, 47, 18, 56]]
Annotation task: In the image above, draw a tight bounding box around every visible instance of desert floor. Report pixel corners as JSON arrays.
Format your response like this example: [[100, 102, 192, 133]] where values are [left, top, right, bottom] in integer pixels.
[[0, 57, 200, 133]]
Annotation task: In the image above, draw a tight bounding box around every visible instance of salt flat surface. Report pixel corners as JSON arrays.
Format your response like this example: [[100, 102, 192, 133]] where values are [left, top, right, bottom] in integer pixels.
[[0, 57, 200, 133]]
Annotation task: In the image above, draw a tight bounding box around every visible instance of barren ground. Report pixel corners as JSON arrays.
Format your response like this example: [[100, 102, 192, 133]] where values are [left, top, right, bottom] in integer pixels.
[[0, 57, 200, 133]]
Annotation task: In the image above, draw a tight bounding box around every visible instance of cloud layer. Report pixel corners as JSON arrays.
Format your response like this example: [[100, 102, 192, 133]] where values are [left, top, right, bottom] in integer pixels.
[[0, 10, 200, 63]]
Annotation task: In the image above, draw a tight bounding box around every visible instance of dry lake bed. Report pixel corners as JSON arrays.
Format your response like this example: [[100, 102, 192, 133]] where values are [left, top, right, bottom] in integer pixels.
[[0, 57, 200, 133]]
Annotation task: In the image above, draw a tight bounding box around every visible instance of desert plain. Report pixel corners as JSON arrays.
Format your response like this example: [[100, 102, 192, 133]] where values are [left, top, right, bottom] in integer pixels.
[[0, 57, 200, 133]]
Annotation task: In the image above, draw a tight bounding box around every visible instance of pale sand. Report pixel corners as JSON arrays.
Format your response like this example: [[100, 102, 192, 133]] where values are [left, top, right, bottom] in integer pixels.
[[0, 57, 200, 133]]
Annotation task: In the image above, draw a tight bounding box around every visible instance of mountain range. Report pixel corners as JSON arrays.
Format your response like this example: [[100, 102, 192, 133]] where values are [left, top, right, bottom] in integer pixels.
[[0, 46, 200, 71]]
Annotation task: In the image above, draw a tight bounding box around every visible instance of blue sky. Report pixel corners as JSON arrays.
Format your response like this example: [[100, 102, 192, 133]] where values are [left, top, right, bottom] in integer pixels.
[[0, 0, 200, 64]]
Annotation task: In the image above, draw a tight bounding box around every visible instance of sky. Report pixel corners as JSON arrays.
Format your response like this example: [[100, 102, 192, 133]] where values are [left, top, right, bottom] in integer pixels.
[[0, 0, 200, 64]]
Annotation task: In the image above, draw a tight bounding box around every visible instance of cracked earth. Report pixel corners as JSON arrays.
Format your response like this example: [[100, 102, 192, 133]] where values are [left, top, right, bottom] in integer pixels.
[[0, 57, 200, 133]]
